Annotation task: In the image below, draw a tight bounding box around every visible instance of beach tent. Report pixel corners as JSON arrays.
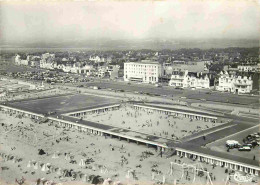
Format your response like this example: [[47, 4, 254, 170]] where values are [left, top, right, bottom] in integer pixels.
[[81, 174, 88, 182], [52, 152, 59, 159], [79, 159, 85, 166], [46, 163, 51, 171], [65, 153, 71, 161], [56, 168, 62, 175], [33, 162, 39, 170], [41, 163, 47, 172], [27, 161, 31, 168]]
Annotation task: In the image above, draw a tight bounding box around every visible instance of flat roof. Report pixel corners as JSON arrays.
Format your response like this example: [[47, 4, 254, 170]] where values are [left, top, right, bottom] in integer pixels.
[[62, 103, 120, 114], [135, 103, 218, 118], [178, 143, 259, 169], [125, 60, 160, 65], [6, 94, 119, 114]]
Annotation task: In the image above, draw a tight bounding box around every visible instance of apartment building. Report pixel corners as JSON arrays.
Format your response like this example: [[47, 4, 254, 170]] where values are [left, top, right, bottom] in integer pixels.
[[237, 65, 259, 73], [216, 71, 253, 94], [168, 70, 210, 89], [124, 60, 162, 83]]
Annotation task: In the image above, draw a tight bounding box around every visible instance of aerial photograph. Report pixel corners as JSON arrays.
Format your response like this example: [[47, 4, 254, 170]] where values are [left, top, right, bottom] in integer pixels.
[[0, 0, 259, 185]]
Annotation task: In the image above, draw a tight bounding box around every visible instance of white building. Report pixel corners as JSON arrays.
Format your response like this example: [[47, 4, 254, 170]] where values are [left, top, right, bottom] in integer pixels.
[[237, 65, 259, 73], [216, 71, 253, 94], [168, 70, 210, 89], [15, 55, 29, 66], [71, 64, 93, 74], [168, 70, 187, 88], [188, 72, 210, 89], [57, 62, 93, 75], [15, 55, 21, 65], [89, 56, 105, 63], [124, 60, 162, 83]]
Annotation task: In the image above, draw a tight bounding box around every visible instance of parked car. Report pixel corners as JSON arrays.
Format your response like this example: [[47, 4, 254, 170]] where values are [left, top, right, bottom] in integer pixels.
[[93, 86, 100, 90], [238, 146, 251, 151], [226, 140, 241, 148], [243, 144, 253, 148]]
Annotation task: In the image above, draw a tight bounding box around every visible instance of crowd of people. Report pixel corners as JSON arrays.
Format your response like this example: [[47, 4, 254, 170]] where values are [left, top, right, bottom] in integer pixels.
[[86, 104, 220, 140]]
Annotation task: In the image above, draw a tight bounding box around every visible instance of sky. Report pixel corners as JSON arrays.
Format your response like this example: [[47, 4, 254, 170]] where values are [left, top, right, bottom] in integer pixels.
[[0, 0, 259, 46]]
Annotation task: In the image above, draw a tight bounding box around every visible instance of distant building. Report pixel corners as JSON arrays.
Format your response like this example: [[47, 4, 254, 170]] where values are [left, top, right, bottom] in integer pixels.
[[237, 65, 259, 73], [30, 57, 41, 68], [97, 65, 109, 78], [89, 56, 105, 63], [163, 60, 208, 76], [15, 55, 21, 65], [118, 69, 124, 78], [168, 70, 186, 88], [20, 59, 29, 66], [216, 71, 253, 94], [168, 70, 210, 89], [60, 63, 93, 75], [124, 60, 162, 83], [71, 63, 93, 74], [15, 54, 29, 66], [107, 65, 120, 79], [40, 53, 56, 69]]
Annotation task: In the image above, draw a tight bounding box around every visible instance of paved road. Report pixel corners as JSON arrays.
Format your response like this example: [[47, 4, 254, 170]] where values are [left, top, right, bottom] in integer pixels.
[[84, 81, 259, 107], [174, 111, 260, 168]]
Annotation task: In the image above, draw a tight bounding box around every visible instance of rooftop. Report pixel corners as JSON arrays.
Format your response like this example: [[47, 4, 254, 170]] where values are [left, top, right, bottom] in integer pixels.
[[126, 60, 160, 65]]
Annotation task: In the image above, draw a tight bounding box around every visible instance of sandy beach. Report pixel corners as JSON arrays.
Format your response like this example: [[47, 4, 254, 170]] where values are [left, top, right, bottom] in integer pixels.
[[0, 110, 240, 185]]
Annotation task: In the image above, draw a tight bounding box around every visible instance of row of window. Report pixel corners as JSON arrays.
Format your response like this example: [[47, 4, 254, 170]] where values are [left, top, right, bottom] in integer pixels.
[[125, 65, 158, 69]]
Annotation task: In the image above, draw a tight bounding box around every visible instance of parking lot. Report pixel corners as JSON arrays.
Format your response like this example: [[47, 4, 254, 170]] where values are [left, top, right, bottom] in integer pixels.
[[206, 126, 260, 161]]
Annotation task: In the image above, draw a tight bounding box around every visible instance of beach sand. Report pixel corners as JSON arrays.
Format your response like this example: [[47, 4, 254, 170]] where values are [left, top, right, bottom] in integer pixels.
[[0, 111, 243, 185]]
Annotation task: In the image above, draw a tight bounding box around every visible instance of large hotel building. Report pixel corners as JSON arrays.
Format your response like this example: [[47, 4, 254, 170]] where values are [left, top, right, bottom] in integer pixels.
[[124, 60, 162, 83]]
